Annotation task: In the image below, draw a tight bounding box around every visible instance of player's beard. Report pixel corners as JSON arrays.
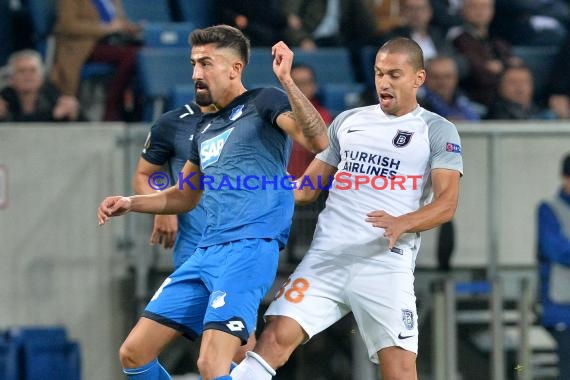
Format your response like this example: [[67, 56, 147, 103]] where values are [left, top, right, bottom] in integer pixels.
[[195, 90, 213, 106], [195, 82, 213, 106]]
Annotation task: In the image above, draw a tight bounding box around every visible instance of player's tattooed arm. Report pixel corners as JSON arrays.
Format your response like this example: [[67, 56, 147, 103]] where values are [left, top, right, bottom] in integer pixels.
[[272, 41, 328, 153]]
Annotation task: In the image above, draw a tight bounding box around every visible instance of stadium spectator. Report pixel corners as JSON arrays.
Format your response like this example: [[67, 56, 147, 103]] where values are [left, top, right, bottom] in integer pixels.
[[537, 152, 570, 380], [365, 0, 405, 36], [383, 0, 456, 61], [278, 0, 376, 50], [429, 0, 463, 32], [486, 65, 557, 120], [0, 50, 85, 122], [215, 0, 284, 46], [492, 0, 567, 47], [49, 0, 141, 121], [419, 55, 480, 121], [447, 0, 522, 107]]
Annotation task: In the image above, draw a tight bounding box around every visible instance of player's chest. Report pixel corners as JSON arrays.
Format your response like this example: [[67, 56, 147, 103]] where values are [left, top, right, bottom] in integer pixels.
[[339, 116, 429, 156]]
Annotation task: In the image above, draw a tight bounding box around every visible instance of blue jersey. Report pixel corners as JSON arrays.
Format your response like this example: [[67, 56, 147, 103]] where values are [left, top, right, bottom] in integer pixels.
[[188, 88, 294, 248], [142, 103, 207, 268]]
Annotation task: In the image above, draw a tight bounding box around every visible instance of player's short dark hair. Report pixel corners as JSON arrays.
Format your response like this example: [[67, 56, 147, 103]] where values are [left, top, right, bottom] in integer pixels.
[[378, 37, 424, 71], [189, 25, 251, 66]]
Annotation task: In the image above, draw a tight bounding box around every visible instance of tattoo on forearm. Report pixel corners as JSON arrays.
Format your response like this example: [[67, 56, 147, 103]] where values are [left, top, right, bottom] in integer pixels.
[[283, 83, 327, 139]]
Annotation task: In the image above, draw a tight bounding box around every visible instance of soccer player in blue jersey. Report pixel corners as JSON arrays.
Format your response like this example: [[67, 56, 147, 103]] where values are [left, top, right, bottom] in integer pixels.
[[133, 102, 256, 362], [97, 25, 328, 380], [133, 103, 209, 265]]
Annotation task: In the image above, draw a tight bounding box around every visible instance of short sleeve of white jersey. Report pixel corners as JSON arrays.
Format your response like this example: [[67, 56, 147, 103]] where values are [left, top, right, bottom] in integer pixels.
[[424, 113, 464, 175], [315, 109, 357, 167]]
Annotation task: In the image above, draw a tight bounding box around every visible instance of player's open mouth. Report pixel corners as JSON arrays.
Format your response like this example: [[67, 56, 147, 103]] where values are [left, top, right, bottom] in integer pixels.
[[379, 93, 394, 106], [195, 82, 209, 92]]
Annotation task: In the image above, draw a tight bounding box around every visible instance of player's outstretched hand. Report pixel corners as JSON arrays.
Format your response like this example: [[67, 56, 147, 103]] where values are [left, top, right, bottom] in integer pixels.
[[97, 196, 132, 226], [272, 41, 294, 83], [365, 210, 407, 249]]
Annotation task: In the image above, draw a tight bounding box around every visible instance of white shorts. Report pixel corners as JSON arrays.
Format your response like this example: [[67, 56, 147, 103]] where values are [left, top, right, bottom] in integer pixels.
[[265, 249, 418, 363]]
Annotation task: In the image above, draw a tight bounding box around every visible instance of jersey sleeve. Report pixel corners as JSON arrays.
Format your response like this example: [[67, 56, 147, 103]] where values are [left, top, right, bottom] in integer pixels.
[[315, 113, 343, 167], [188, 132, 200, 166], [141, 115, 175, 165], [254, 87, 292, 126], [428, 118, 464, 175]]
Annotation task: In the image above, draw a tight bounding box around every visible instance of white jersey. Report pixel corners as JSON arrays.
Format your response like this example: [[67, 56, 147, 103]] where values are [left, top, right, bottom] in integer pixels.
[[309, 104, 463, 266]]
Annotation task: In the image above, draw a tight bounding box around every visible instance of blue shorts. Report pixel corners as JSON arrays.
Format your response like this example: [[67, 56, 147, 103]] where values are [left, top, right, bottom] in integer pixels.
[[143, 238, 279, 343], [172, 236, 198, 270]]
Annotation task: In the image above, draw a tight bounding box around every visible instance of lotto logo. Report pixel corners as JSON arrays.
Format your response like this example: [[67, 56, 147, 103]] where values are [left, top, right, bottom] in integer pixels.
[[226, 320, 245, 332], [200, 128, 234, 169]]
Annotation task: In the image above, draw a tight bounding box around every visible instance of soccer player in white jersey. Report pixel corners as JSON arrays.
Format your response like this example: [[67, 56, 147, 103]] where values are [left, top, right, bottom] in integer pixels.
[[231, 37, 463, 380]]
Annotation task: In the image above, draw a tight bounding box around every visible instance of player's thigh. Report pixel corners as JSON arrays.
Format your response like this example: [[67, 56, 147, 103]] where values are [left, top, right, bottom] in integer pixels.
[[143, 250, 210, 340], [348, 258, 418, 363], [201, 238, 280, 343], [265, 250, 351, 340]]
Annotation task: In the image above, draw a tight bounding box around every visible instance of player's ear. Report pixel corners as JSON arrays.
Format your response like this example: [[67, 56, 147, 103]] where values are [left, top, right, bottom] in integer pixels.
[[414, 69, 426, 88], [230, 60, 244, 80]]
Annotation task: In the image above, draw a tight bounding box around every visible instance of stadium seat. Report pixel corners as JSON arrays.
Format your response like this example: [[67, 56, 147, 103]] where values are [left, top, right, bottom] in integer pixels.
[[359, 45, 378, 90], [169, 84, 195, 109], [4, 326, 81, 380], [319, 83, 365, 116], [23, 341, 80, 380], [26, 0, 57, 59], [293, 48, 356, 84], [142, 22, 195, 48], [172, 0, 213, 27], [243, 48, 280, 87], [0, 336, 18, 380], [138, 47, 194, 120], [244, 48, 357, 88], [122, 0, 172, 23], [512, 45, 559, 102]]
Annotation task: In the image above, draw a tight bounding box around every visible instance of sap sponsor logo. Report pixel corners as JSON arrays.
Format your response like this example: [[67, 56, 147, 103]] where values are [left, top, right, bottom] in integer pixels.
[[200, 128, 234, 169], [446, 142, 461, 153], [210, 291, 227, 309]]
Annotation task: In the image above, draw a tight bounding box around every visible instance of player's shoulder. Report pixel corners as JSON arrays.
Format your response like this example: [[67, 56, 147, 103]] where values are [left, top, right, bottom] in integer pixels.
[[416, 106, 457, 131], [333, 104, 376, 124], [246, 86, 287, 101], [157, 103, 201, 123]]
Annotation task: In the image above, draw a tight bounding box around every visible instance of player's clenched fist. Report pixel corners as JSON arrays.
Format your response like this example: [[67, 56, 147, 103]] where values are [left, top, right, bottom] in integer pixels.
[[272, 41, 294, 82], [97, 196, 132, 225]]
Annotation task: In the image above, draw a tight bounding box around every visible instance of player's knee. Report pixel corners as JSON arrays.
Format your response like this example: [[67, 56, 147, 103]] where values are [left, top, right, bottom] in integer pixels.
[[119, 341, 144, 368], [233, 334, 256, 363], [258, 317, 304, 368], [196, 352, 219, 378]]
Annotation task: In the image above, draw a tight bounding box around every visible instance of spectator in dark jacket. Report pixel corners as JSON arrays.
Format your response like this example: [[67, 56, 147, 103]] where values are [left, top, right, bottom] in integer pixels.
[[447, 0, 522, 107], [0, 50, 85, 122], [486, 65, 556, 120]]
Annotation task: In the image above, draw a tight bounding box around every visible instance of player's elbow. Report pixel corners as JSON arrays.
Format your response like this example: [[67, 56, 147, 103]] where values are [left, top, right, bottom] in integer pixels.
[[294, 189, 319, 205]]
